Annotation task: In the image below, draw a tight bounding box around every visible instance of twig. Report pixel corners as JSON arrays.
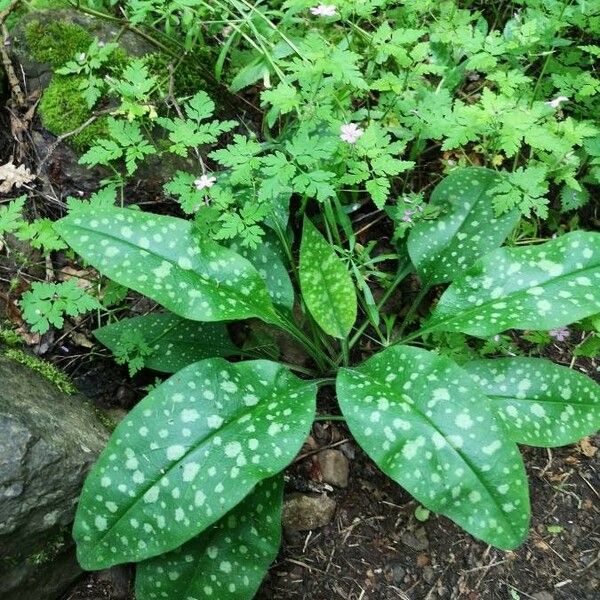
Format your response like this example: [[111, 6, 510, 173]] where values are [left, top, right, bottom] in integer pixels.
[[1, 0, 26, 107]]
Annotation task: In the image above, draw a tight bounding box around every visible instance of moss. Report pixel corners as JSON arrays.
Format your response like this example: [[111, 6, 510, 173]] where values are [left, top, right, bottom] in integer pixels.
[[93, 406, 118, 432], [24, 19, 92, 68], [38, 75, 108, 152], [0, 323, 21, 346], [4, 348, 76, 394], [26, 529, 68, 565], [143, 50, 214, 98]]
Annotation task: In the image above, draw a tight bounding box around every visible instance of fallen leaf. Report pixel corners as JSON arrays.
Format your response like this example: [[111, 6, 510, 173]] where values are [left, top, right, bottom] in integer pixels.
[[0, 160, 35, 193], [578, 437, 598, 458], [70, 331, 94, 348]]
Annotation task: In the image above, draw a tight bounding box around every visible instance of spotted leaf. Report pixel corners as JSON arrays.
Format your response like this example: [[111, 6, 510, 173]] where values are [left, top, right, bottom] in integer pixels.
[[73, 358, 316, 569], [336, 345, 530, 549], [233, 237, 294, 311], [407, 168, 519, 285], [94, 312, 239, 374], [427, 231, 600, 337], [54, 206, 280, 326], [464, 358, 600, 447], [136, 476, 283, 600], [299, 218, 357, 338]]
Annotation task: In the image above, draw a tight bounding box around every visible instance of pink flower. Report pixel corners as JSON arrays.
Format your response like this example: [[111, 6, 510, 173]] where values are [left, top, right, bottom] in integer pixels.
[[310, 4, 337, 16], [547, 96, 569, 109], [401, 209, 414, 223], [340, 123, 364, 144], [194, 175, 216, 190], [549, 327, 570, 342]]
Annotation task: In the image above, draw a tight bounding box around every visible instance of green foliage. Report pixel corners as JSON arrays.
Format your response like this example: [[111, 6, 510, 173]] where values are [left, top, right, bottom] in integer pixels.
[[157, 91, 236, 157], [24, 19, 92, 68], [20, 280, 101, 334], [428, 231, 600, 337], [300, 218, 357, 339], [54, 205, 280, 325], [29, 0, 600, 594], [136, 476, 283, 599], [464, 358, 600, 447], [408, 168, 519, 285], [73, 358, 316, 569], [79, 118, 156, 175], [94, 312, 239, 375], [38, 76, 108, 152], [0, 196, 26, 242], [337, 344, 530, 549]]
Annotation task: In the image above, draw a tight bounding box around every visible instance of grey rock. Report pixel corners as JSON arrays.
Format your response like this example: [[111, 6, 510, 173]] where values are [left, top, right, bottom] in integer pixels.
[[400, 527, 429, 551], [317, 449, 349, 488], [282, 493, 337, 532], [0, 352, 109, 600], [10, 9, 154, 93]]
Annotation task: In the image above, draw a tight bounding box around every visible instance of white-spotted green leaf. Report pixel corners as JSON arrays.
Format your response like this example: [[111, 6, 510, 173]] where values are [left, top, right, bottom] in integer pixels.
[[464, 358, 600, 447], [73, 358, 315, 569], [94, 312, 239, 374], [427, 231, 600, 337], [233, 238, 294, 311], [136, 476, 283, 600], [54, 206, 280, 325], [336, 345, 530, 549], [407, 168, 519, 285], [299, 218, 357, 339]]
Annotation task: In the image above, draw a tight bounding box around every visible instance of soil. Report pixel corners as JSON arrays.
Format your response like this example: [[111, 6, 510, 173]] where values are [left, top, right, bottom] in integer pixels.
[[1, 28, 599, 600]]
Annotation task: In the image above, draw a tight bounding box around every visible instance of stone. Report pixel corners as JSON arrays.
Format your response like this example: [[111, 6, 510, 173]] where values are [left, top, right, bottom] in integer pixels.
[[317, 449, 349, 488], [9, 9, 154, 93], [282, 493, 337, 532], [0, 351, 109, 600], [400, 527, 429, 551]]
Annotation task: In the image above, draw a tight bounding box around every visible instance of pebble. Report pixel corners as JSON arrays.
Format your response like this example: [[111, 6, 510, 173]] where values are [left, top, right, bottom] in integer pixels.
[[282, 493, 337, 532], [317, 449, 349, 488]]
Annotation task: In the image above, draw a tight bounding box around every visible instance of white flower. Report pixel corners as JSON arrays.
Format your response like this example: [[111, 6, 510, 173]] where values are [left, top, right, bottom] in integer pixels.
[[340, 123, 364, 144], [310, 4, 337, 17], [547, 96, 569, 109], [194, 175, 216, 190], [78, 53, 86, 62]]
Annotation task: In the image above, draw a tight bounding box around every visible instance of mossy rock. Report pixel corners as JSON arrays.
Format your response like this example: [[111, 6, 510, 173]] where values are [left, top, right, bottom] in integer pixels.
[[0, 349, 109, 600], [10, 9, 155, 90], [38, 75, 109, 152]]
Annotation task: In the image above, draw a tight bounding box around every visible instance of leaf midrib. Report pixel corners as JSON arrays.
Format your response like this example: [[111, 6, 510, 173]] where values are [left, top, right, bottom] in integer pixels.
[[92, 370, 314, 554], [342, 368, 524, 537], [60, 217, 277, 322], [430, 258, 600, 332]]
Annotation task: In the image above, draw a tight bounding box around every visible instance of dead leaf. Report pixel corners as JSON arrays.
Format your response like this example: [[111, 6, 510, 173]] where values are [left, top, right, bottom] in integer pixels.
[[0, 160, 35, 193], [578, 437, 598, 458], [57, 266, 96, 290], [70, 331, 94, 348]]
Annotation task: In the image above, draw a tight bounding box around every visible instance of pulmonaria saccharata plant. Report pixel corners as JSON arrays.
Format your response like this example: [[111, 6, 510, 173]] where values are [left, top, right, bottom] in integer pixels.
[[53, 167, 600, 600]]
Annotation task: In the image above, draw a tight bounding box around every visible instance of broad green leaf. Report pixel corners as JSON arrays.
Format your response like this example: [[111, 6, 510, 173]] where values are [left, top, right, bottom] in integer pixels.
[[337, 345, 529, 549], [55, 206, 280, 325], [94, 312, 239, 374], [407, 168, 519, 285], [73, 358, 316, 569], [463, 358, 600, 447], [136, 476, 283, 600], [233, 237, 294, 311], [428, 231, 600, 337], [299, 218, 357, 339]]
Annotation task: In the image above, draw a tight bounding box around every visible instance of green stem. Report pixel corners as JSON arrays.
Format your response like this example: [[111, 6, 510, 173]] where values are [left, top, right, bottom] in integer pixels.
[[347, 261, 413, 351], [314, 414, 346, 422], [397, 284, 431, 339]]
